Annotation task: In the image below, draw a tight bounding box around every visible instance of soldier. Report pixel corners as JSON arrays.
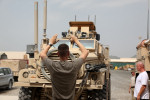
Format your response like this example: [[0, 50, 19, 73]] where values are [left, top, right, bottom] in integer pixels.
[[40, 34, 89, 100], [129, 70, 135, 100], [134, 61, 149, 100]]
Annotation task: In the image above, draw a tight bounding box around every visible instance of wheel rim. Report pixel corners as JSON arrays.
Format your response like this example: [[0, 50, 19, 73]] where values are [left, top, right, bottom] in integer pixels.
[[9, 81, 12, 89]]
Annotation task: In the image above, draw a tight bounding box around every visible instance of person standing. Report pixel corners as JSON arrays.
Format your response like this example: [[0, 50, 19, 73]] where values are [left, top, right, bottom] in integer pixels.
[[134, 61, 149, 100], [129, 70, 135, 100], [40, 34, 89, 100]]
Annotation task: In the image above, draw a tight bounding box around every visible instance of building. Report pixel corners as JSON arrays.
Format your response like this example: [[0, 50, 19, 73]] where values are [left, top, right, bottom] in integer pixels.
[[110, 58, 137, 70]]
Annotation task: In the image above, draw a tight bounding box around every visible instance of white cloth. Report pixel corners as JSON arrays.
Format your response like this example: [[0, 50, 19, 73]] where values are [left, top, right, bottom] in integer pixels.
[[131, 76, 135, 87], [134, 71, 149, 99]]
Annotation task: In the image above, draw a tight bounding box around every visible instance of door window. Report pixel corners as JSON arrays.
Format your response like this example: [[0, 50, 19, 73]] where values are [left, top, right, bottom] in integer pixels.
[[3, 68, 10, 75], [0, 69, 4, 74], [7, 68, 11, 74]]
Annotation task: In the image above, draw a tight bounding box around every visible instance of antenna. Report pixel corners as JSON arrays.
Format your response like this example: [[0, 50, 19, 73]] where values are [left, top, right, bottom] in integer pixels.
[[34, 2, 38, 51], [88, 15, 90, 21], [94, 15, 96, 25], [147, 0, 149, 39], [139, 36, 142, 41], [43, 0, 47, 39], [95, 15, 96, 30], [75, 15, 76, 21]]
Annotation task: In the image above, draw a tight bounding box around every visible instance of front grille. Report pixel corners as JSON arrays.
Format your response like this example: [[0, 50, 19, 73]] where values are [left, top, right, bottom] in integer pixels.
[[40, 52, 79, 79], [40, 68, 50, 79], [47, 52, 79, 61]]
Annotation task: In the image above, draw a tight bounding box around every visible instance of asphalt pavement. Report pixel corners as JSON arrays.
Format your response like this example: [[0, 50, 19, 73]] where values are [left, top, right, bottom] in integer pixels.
[[111, 70, 132, 100], [0, 86, 19, 100]]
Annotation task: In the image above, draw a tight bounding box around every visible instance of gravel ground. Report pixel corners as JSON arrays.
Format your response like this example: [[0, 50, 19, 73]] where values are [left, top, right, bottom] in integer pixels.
[[0, 70, 132, 100]]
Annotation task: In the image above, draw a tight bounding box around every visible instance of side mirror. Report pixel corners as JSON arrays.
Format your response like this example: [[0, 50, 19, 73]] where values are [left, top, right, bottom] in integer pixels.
[[62, 32, 67, 37], [96, 34, 100, 41], [0, 73, 4, 76]]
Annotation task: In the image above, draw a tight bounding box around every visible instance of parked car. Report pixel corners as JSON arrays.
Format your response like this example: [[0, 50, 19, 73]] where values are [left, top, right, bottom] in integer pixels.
[[0, 67, 14, 89]]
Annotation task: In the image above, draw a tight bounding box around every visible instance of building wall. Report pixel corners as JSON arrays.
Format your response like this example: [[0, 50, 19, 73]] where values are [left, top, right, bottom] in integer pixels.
[[110, 58, 137, 70]]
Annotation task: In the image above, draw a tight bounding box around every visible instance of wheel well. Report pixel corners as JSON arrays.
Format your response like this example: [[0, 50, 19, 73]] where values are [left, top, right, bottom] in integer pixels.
[[9, 79, 13, 84]]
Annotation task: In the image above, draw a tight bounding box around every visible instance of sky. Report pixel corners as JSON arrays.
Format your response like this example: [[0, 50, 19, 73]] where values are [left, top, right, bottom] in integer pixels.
[[0, 0, 148, 58]]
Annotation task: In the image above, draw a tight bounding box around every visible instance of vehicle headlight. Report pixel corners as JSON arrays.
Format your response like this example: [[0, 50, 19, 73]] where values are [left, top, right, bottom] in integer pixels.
[[23, 72, 29, 78], [85, 64, 91, 69]]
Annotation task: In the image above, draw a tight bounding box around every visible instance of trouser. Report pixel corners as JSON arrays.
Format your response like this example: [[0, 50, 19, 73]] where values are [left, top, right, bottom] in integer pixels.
[[131, 88, 135, 100]]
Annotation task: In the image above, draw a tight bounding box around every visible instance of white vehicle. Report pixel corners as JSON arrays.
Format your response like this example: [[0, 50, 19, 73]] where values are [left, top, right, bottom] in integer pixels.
[[0, 67, 14, 89]]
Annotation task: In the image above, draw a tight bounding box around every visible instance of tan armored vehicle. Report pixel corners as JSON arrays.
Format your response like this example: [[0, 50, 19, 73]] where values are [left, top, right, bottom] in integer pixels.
[[0, 59, 28, 81], [136, 39, 150, 70], [136, 40, 150, 95], [15, 1, 111, 100], [135, 1, 150, 98], [0, 53, 28, 81]]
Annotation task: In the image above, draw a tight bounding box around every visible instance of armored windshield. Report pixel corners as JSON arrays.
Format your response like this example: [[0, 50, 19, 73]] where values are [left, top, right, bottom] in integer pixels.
[[54, 40, 71, 48], [73, 40, 95, 49]]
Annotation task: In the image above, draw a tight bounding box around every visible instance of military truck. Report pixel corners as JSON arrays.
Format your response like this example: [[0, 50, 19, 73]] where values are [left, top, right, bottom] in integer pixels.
[[0, 59, 28, 81], [15, 0, 111, 100]]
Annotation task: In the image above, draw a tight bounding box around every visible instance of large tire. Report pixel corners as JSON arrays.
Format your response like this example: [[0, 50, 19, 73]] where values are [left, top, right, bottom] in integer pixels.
[[108, 76, 111, 100], [18, 87, 42, 100], [87, 78, 111, 100], [87, 89, 103, 100], [19, 87, 32, 100], [106, 74, 111, 100], [100, 77, 111, 100]]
